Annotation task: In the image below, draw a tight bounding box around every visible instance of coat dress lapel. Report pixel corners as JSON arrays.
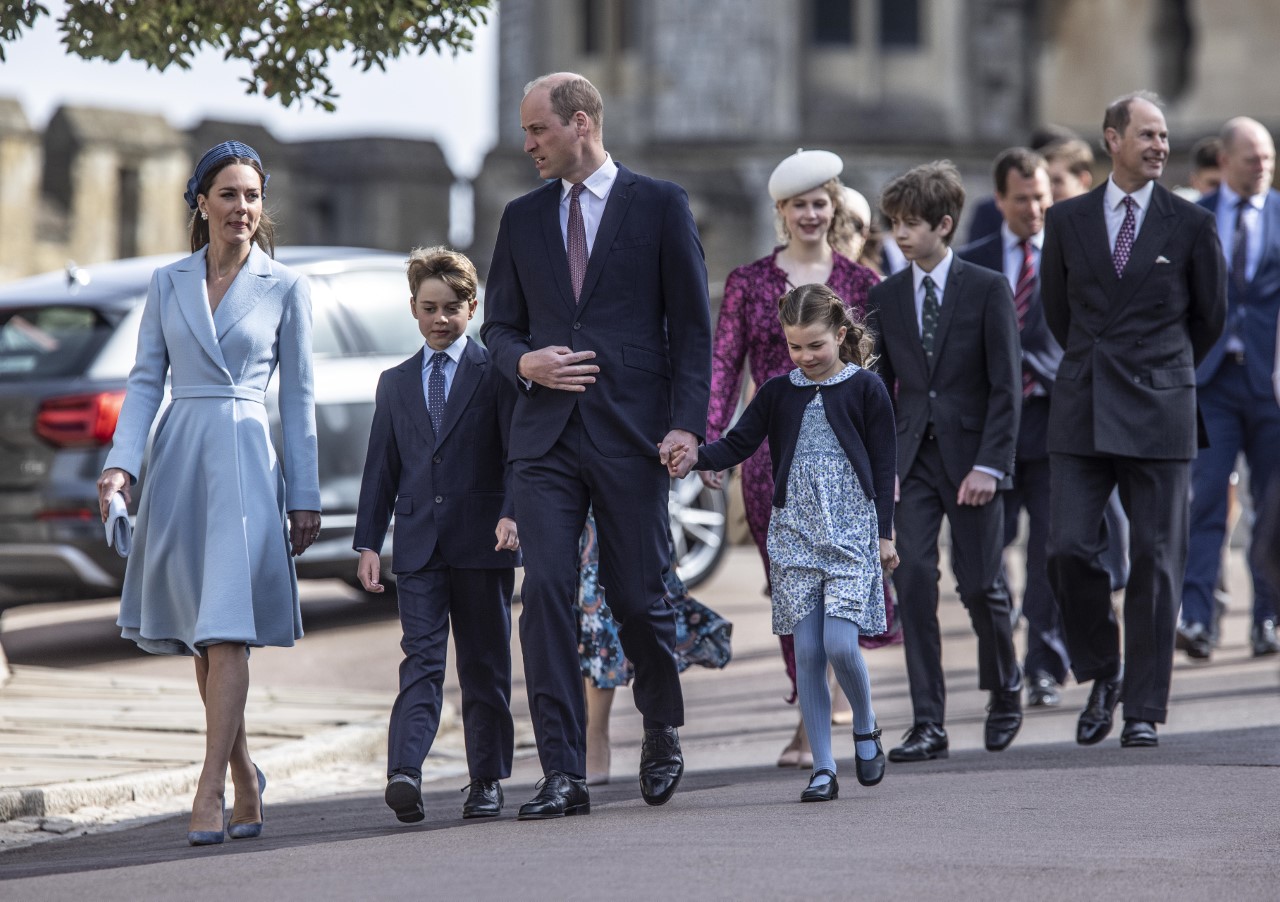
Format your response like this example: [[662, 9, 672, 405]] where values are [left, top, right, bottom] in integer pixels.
[[214, 244, 278, 340], [171, 247, 227, 371]]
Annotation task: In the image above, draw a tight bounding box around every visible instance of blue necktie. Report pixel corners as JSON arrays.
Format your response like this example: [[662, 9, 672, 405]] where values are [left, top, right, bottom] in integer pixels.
[[428, 351, 448, 434]]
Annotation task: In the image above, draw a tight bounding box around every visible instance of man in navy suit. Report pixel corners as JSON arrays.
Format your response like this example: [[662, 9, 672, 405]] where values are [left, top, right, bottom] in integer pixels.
[[482, 72, 712, 818], [1041, 91, 1226, 749], [1179, 117, 1280, 660], [959, 148, 1071, 708], [354, 247, 519, 824]]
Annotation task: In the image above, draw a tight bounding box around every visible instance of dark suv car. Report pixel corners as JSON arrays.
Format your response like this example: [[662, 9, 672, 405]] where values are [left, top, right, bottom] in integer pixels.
[[0, 248, 727, 604]]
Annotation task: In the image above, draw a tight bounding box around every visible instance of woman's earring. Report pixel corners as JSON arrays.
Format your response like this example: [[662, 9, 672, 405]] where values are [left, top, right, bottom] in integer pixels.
[[200, 210, 208, 221]]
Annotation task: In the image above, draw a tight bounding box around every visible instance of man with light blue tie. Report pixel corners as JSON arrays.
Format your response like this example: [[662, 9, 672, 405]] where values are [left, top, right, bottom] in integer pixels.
[[1179, 117, 1280, 660]]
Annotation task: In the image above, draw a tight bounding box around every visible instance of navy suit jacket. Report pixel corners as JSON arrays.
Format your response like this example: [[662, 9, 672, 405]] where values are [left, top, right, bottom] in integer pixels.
[[353, 340, 519, 574], [866, 255, 1021, 489], [957, 231, 1064, 395], [1196, 188, 1280, 398], [481, 164, 712, 459], [1041, 181, 1226, 460]]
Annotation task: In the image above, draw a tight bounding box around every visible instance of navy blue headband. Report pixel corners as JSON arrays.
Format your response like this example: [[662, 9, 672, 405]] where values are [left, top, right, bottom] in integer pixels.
[[183, 141, 270, 210]]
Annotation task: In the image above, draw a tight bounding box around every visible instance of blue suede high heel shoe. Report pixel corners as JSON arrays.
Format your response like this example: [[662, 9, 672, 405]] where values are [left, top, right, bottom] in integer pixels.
[[187, 795, 226, 846], [228, 765, 267, 840]]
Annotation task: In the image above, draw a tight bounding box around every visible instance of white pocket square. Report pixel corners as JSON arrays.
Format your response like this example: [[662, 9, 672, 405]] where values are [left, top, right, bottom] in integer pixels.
[[1155, 255, 1171, 264], [105, 492, 132, 558]]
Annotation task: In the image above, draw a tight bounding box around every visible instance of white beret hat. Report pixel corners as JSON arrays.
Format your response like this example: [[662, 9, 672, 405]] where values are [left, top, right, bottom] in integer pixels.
[[768, 149, 844, 201], [842, 186, 872, 227]]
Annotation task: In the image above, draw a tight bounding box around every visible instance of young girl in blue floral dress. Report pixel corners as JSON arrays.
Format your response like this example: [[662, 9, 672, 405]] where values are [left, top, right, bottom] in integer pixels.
[[669, 283, 898, 801]]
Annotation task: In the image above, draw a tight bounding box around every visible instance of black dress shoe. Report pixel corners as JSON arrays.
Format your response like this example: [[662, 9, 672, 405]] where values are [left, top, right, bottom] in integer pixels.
[[1175, 622, 1212, 660], [887, 723, 948, 762], [639, 726, 684, 806], [800, 769, 839, 802], [1119, 719, 1158, 748], [1076, 675, 1122, 745], [1251, 619, 1280, 657], [853, 725, 885, 786], [461, 779, 503, 819], [1026, 671, 1061, 707], [517, 772, 590, 820], [385, 774, 424, 823], [985, 689, 1023, 752]]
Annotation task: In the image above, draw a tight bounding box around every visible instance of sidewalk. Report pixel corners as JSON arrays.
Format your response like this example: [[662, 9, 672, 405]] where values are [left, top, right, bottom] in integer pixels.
[[2, 543, 1278, 851]]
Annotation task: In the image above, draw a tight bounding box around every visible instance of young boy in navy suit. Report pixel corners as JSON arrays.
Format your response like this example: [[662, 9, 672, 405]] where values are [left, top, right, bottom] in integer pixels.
[[865, 162, 1023, 763], [353, 246, 519, 824]]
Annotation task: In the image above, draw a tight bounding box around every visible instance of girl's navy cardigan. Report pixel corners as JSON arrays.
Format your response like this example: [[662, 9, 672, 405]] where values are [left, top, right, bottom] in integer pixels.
[[694, 367, 897, 539]]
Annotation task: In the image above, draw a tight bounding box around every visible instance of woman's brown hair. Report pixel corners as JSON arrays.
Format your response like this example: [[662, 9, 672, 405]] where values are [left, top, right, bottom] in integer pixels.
[[188, 156, 276, 256]]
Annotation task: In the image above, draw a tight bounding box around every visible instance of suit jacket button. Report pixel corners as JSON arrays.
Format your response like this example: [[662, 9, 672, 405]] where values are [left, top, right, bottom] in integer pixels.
[[928, 390, 937, 398], [1132, 375, 1141, 383], [435, 495, 444, 503], [573, 322, 582, 330], [433, 456, 442, 464]]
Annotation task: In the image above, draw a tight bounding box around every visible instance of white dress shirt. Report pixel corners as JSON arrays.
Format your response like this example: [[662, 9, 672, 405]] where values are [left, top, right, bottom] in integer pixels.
[[1216, 182, 1266, 283], [1103, 176, 1155, 251], [1000, 222, 1044, 292], [559, 154, 618, 255], [422, 334, 468, 403]]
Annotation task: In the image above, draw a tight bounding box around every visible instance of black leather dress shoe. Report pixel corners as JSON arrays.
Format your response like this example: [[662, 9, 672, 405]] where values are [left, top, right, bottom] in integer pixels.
[[1119, 719, 1158, 748], [887, 723, 948, 762], [461, 779, 503, 819], [1076, 675, 1122, 745], [639, 727, 684, 806], [1026, 671, 1061, 708], [385, 774, 424, 824], [853, 726, 885, 786], [800, 769, 839, 802], [985, 689, 1023, 752], [517, 772, 590, 820], [1175, 622, 1212, 660], [1251, 620, 1280, 657]]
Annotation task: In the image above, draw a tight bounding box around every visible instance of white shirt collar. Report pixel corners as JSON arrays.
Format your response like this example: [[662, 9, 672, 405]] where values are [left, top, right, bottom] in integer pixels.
[[423, 334, 468, 367], [561, 154, 618, 201], [1001, 221, 1043, 252], [912, 248, 954, 295], [1219, 182, 1266, 212], [1105, 175, 1155, 212]]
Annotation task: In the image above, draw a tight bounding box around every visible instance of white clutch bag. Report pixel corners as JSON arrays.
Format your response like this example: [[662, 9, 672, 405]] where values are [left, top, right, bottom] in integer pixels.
[[105, 493, 132, 558]]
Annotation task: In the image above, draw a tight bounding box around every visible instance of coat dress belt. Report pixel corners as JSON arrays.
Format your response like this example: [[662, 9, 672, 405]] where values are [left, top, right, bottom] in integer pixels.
[[170, 384, 267, 404]]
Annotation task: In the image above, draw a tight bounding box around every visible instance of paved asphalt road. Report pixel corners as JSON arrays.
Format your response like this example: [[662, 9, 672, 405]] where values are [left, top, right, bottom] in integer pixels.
[[1, 547, 1278, 899]]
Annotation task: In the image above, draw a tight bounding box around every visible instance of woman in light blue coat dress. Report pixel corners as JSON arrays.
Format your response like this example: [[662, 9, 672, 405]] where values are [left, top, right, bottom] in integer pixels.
[[97, 142, 320, 846]]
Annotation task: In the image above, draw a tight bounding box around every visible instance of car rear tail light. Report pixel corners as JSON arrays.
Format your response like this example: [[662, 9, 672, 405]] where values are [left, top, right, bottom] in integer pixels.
[[35, 391, 126, 448], [35, 509, 97, 521]]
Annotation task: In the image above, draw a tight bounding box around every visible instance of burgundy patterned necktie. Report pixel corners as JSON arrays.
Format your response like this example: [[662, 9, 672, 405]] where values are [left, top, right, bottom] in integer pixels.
[[1113, 195, 1137, 276], [567, 182, 588, 302], [1014, 239, 1037, 397]]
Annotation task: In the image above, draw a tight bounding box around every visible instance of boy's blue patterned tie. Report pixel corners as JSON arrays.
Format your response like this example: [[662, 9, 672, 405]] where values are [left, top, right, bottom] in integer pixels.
[[428, 351, 448, 434]]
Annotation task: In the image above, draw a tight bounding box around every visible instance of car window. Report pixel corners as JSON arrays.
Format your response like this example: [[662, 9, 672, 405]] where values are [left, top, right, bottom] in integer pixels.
[[307, 280, 346, 358], [0, 305, 117, 380], [324, 269, 422, 357], [86, 299, 146, 379]]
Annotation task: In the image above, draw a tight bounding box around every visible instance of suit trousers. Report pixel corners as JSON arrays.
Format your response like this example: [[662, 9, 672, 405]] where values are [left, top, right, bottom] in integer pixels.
[[894, 438, 1020, 725], [513, 408, 683, 778], [387, 551, 514, 780], [1183, 360, 1280, 627], [1048, 452, 1189, 723]]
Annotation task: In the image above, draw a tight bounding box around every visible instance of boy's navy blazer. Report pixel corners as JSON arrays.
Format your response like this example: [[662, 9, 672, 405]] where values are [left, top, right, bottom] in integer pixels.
[[1195, 188, 1280, 399], [481, 164, 712, 460], [866, 255, 1021, 489], [353, 339, 519, 574]]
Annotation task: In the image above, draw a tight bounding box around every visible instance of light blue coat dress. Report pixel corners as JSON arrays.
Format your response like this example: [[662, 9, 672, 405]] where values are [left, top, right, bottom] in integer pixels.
[[105, 245, 320, 655]]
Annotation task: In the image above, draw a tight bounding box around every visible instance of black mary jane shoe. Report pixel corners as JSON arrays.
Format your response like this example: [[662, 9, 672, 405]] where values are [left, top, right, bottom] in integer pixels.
[[800, 769, 839, 803], [853, 726, 886, 787]]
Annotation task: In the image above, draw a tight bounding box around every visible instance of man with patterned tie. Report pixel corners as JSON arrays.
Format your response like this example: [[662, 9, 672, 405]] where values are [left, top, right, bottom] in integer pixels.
[[1179, 117, 1280, 660], [482, 73, 712, 818], [960, 147, 1074, 708], [1041, 91, 1226, 749], [865, 161, 1022, 763]]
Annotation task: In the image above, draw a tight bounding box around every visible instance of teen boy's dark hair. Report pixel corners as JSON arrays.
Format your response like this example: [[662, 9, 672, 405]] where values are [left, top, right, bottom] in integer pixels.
[[878, 160, 966, 244]]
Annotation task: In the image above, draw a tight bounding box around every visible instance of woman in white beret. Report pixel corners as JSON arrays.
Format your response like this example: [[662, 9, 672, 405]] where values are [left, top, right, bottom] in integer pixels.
[[703, 150, 898, 768]]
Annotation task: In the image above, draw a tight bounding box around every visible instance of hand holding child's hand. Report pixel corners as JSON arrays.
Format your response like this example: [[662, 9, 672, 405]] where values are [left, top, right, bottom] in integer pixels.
[[879, 538, 899, 572], [665, 446, 697, 479], [495, 517, 519, 552]]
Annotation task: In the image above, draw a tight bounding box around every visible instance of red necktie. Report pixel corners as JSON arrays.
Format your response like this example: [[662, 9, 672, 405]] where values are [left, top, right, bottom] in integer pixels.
[[567, 182, 587, 302], [1014, 239, 1037, 397]]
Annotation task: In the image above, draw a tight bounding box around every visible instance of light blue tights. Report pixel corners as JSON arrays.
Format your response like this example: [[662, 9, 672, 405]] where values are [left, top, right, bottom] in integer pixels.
[[792, 602, 878, 785]]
